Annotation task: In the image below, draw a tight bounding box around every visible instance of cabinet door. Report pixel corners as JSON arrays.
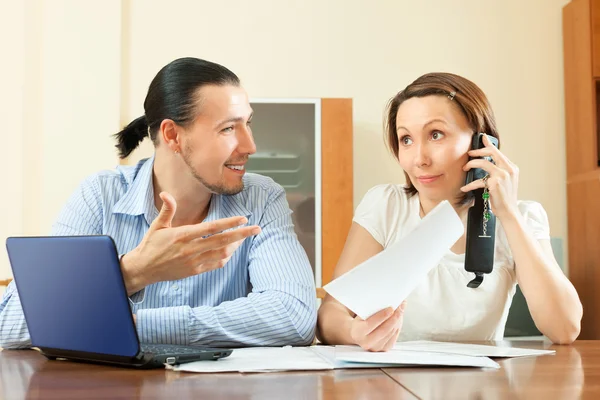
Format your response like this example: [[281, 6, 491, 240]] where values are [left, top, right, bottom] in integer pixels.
[[564, 0, 597, 176], [592, 0, 600, 77], [248, 100, 321, 284]]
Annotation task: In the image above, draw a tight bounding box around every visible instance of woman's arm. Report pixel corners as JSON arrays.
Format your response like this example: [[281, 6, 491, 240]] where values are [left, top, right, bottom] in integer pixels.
[[502, 212, 582, 344], [462, 134, 582, 344], [317, 223, 403, 351]]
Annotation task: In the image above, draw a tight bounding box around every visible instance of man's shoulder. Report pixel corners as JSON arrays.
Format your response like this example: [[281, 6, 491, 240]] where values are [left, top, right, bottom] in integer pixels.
[[81, 159, 148, 193], [241, 173, 284, 196], [219, 173, 284, 213]]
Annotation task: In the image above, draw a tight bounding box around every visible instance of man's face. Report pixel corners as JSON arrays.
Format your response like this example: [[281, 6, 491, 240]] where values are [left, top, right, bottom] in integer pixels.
[[179, 84, 256, 195]]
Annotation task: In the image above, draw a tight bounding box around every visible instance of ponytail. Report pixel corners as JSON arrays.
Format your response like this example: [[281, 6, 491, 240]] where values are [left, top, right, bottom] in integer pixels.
[[114, 116, 148, 159]]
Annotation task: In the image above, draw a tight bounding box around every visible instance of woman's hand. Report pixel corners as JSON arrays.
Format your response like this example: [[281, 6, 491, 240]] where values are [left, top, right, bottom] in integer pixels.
[[460, 134, 519, 220], [350, 302, 406, 352]]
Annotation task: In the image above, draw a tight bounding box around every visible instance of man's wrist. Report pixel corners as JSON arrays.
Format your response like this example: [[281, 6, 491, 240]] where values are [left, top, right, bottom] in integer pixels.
[[120, 252, 145, 296]]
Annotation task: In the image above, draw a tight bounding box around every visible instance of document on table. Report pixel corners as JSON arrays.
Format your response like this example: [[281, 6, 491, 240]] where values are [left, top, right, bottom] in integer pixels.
[[168, 347, 333, 373], [330, 345, 500, 369], [169, 345, 501, 373], [323, 200, 464, 320], [393, 341, 556, 358]]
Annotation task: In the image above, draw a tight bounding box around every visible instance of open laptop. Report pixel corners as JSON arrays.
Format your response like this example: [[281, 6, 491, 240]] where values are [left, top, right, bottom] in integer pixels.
[[5, 235, 233, 369]]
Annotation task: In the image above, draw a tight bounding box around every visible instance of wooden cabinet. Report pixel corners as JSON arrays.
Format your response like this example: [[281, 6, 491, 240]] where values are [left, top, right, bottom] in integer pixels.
[[563, 0, 600, 339]]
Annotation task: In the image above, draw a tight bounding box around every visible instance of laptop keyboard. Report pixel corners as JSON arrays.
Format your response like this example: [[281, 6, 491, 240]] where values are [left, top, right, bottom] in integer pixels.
[[141, 344, 203, 355]]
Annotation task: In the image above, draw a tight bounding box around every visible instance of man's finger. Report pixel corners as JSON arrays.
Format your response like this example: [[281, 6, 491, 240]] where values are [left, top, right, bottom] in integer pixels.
[[191, 240, 242, 264], [181, 216, 251, 240], [149, 192, 177, 231], [195, 225, 261, 248]]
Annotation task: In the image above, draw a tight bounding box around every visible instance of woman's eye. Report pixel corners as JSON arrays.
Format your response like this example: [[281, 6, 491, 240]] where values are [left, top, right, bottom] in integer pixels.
[[400, 136, 413, 145], [431, 131, 445, 140]]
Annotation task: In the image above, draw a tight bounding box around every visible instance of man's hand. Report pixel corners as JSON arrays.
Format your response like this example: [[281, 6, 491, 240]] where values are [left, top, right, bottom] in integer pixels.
[[121, 191, 261, 295]]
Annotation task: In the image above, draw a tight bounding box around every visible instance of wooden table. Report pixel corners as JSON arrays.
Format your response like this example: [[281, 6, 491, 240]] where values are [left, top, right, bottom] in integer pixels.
[[0, 341, 598, 399]]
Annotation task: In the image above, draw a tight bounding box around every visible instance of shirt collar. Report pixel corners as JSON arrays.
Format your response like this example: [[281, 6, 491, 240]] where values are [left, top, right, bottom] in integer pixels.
[[204, 190, 253, 224], [112, 156, 157, 226]]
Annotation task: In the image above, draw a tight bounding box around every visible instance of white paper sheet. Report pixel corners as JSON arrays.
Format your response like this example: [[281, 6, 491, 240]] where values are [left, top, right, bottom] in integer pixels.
[[311, 346, 411, 369], [393, 341, 555, 358], [170, 347, 333, 373], [323, 200, 463, 320], [333, 345, 500, 369], [170, 345, 501, 373]]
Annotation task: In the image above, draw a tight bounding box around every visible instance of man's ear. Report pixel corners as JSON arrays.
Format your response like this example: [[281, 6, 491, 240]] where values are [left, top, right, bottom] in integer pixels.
[[160, 119, 181, 153]]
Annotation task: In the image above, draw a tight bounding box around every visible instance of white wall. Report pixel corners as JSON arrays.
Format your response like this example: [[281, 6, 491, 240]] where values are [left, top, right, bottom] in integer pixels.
[[0, 0, 571, 278], [0, 0, 122, 278], [0, 0, 26, 280]]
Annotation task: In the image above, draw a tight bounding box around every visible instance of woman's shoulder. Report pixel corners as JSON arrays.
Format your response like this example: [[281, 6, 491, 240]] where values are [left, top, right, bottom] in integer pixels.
[[515, 200, 550, 240], [516, 200, 547, 215], [359, 183, 410, 206], [353, 184, 416, 247], [496, 200, 551, 257]]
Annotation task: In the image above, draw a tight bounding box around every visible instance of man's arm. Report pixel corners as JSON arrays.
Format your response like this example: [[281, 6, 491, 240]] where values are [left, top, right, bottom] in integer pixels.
[[135, 187, 318, 347], [0, 177, 102, 349]]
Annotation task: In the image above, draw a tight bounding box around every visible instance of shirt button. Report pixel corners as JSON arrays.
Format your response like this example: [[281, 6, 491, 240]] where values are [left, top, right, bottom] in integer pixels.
[[171, 283, 179, 291]]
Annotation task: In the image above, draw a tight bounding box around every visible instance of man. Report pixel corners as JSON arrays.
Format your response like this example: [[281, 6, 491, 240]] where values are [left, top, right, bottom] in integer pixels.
[[0, 57, 317, 348]]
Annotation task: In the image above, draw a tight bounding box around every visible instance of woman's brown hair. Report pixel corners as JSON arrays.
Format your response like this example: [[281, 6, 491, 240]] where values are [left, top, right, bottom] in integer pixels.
[[384, 72, 500, 199]]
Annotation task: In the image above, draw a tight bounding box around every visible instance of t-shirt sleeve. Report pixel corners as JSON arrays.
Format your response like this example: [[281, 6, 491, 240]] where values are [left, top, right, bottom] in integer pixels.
[[353, 184, 401, 247], [517, 201, 551, 240]]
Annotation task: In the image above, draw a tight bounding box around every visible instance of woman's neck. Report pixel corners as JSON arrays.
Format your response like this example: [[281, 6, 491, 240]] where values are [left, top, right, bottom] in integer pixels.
[[418, 194, 470, 220]]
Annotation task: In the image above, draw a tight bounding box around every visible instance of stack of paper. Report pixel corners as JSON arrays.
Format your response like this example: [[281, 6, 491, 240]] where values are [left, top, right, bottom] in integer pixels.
[[315, 346, 500, 369], [170, 341, 556, 373], [170, 344, 512, 373], [168, 347, 333, 373]]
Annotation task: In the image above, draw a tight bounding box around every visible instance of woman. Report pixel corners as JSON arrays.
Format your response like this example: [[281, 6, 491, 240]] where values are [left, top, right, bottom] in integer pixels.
[[317, 73, 582, 351]]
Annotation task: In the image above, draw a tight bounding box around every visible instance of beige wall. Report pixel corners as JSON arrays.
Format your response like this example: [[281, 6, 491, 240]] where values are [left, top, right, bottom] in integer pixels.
[[0, 0, 25, 281], [0, 0, 571, 278]]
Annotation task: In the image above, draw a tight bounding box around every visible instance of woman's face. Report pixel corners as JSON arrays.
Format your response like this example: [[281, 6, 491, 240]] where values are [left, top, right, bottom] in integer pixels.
[[395, 95, 473, 202]]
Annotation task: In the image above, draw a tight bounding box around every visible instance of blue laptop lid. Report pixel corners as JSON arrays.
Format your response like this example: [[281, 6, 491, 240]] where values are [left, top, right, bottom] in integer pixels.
[[6, 236, 140, 357]]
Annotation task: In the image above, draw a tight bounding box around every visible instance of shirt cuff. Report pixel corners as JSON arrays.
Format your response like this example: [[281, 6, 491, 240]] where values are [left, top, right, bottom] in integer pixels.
[[119, 253, 146, 305], [136, 306, 190, 345], [129, 288, 146, 305]]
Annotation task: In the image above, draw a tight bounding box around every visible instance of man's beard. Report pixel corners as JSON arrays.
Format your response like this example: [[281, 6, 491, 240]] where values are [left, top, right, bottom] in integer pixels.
[[180, 146, 245, 196]]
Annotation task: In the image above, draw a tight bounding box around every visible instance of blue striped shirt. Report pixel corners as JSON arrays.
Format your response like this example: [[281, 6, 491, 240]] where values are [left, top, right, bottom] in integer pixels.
[[0, 157, 317, 348]]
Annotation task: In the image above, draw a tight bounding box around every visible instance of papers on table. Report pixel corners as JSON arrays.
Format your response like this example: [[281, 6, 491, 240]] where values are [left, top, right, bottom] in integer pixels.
[[323, 200, 463, 320], [332, 345, 500, 369], [168, 347, 333, 373], [393, 341, 555, 358], [170, 341, 557, 373], [169, 343, 532, 373]]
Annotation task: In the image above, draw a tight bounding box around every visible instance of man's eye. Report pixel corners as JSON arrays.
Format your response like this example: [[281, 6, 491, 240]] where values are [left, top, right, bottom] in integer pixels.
[[222, 126, 234, 133]]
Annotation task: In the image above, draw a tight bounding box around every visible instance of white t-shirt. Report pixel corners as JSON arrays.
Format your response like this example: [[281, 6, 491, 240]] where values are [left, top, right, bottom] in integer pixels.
[[353, 184, 551, 341]]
